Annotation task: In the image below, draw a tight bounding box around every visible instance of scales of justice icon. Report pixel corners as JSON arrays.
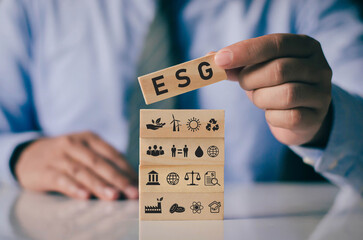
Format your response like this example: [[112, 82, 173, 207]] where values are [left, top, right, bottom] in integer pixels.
[[184, 171, 201, 186]]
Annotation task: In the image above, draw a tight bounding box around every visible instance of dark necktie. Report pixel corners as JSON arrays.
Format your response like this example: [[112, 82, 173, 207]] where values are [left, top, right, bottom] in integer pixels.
[[126, 0, 179, 170]]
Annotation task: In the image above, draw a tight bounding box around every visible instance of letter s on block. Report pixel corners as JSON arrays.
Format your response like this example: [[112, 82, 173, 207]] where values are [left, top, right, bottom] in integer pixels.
[[198, 62, 213, 80], [152, 75, 168, 96], [176, 69, 191, 88]]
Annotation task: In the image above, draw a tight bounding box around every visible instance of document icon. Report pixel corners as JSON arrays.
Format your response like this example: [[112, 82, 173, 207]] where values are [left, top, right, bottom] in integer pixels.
[[204, 171, 220, 186]]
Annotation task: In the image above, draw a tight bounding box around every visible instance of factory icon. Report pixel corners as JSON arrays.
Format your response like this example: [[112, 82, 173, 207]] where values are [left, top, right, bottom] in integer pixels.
[[145, 197, 163, 214]]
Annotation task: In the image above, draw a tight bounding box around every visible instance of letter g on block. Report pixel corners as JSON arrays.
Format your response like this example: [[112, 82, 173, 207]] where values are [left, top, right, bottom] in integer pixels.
[[198, 62, 213, 80]]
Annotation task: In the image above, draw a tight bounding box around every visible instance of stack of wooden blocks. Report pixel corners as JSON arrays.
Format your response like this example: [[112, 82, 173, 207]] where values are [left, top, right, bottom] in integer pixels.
[[139, 109, 224, 220]]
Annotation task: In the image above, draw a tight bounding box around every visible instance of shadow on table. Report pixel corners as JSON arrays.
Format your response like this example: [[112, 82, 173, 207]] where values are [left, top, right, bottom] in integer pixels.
[[222, 185, 362, 240], [9, 192, 139, 240], [5, 184, 362, 240]]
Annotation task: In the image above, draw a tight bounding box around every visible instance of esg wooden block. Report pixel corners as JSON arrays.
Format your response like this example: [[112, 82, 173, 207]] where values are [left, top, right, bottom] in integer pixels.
[[139, 192, 224, 220], [138, 54, 227, 104], [140, 138, 224, 166], [139, 165, 224, 193], [140, 109, 224, 138]]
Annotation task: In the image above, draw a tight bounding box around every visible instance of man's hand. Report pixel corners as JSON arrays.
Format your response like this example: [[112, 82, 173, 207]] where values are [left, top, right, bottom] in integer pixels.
[[214, 34, 332, 146], [15, 131, 138, 200]]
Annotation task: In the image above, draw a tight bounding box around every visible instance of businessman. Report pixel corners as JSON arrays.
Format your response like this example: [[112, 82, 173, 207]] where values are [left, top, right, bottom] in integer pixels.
[[0, 0, 362, 200]]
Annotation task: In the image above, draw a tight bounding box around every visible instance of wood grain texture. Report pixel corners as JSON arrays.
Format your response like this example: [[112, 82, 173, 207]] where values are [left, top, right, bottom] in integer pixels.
[[140, 220, 224, 239], [139, 192, 224, 220], [138, 54, 227, 104], [140, 138, 224, 165], [139, 165, 224, 193], [140, 109, 224, 138]]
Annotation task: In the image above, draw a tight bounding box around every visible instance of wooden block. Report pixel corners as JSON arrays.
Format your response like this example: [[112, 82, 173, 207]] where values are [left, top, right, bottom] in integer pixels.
[[140, 138, 224, 166], [139, 192, 224, 220], [140, 109, 224, 138], [138, 54, 227, 105], [140, 220, 224, 240], [139, 165, 224, 193]]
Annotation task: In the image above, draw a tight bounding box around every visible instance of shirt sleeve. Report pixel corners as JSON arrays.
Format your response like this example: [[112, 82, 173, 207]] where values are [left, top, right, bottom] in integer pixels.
[[290, 85, 363, 194], [291, 0, 363, 194], [0, 0, 41, 185]]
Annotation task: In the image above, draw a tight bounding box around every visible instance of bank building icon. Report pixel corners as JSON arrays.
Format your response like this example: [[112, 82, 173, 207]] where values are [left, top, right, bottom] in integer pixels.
[[146, 170, 160, 185]]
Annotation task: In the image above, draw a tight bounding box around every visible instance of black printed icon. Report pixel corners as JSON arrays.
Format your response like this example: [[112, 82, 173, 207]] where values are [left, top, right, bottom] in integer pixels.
[[184, 171, 201, 186], [183, 145, 188, 157], [195, 146, 204, 158], [146, 170, 160, 185], [206, 118, 219, 131], [208, 201, 221, 213], [171, 145, 188, 157], [186, 117, 201, 132], [147, 145, 164, 157], [207, 146, 219, 157], [190, 201, 204, 214], [204, 171, 220, 186], [170, 114, 181, 132], [145, 197, 163, 214], [146, 118, 166, 130], [166, 172, 179, 185], [170, 203, 185, 213]]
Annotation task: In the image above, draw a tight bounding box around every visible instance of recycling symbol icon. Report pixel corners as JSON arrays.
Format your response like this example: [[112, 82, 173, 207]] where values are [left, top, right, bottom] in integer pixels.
[[206, 118, 219, 132]]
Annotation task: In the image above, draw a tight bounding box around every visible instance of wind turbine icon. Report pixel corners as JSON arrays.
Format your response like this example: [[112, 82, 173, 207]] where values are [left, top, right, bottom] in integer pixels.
[[170, 114, 181, 132]]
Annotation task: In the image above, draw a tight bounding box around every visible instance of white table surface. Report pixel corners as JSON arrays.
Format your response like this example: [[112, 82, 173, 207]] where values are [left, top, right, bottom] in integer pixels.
[[0, 183, 362, 240]]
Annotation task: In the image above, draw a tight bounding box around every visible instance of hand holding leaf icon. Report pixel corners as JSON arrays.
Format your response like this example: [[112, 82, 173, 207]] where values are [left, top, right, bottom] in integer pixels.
[[146, 118, 166, 130]]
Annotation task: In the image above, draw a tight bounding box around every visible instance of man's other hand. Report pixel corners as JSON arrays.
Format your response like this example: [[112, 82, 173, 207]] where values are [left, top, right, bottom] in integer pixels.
[[215, 34, 332, 147], [15, 131, 138, 200]]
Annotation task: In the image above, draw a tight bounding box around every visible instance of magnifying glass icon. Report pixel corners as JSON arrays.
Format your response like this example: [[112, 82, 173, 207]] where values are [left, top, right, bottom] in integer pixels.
[[211, 178, 220, 186]]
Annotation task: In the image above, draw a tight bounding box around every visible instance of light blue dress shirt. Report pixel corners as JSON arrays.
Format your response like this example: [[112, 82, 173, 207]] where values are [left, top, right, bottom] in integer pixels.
[[0, 0, 362, 193]]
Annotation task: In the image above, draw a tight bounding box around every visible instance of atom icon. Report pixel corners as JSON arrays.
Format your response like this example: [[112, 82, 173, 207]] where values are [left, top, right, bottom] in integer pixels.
[[190, 201, 204, 214], [186, 117, 201, 132]]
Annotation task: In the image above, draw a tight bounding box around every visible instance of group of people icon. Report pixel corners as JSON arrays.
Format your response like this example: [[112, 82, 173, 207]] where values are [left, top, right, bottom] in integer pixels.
[[147, 144, 190, 157], [147, 145, 165, 156], [171, 145, 188, 157]]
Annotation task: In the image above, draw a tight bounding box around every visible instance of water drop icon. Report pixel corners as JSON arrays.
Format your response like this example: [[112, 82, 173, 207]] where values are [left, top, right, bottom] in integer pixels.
[[195, 146, 204, 158]]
